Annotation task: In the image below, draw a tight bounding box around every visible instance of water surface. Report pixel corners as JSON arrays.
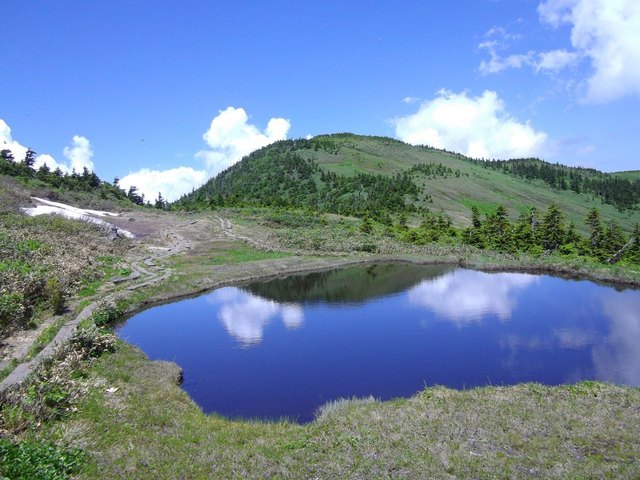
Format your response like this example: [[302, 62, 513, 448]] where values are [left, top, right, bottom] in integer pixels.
[[117, 263, 640, 423]]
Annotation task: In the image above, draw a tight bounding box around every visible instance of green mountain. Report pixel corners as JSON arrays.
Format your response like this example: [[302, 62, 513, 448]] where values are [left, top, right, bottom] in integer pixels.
[[176, 133, 640, 233]]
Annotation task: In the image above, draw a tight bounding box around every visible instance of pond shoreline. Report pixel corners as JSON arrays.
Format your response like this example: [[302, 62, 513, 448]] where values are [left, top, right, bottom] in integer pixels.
[[120, 252, 640, 322]]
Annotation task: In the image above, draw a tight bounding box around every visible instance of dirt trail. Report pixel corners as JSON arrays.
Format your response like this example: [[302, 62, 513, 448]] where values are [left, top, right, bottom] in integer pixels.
[[0, 212, 209, 393]]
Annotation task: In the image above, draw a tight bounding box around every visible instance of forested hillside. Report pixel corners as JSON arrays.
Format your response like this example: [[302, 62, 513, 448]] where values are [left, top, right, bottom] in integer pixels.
[[175, 134, 640, 233]]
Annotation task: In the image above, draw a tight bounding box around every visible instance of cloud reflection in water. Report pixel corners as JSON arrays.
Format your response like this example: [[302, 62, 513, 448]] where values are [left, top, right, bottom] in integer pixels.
[[406, 269, 537, 324], [593, 292, 640, 386], [206, 287, 303, 346]]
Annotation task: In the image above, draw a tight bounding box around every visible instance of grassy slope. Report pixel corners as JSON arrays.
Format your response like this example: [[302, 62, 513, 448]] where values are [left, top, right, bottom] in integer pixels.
[[614, 170, 640, 181], [296, 135, 639, 232], [46, 342, 640, 479]]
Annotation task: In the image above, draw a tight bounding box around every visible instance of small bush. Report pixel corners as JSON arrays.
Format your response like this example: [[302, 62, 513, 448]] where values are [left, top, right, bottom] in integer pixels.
[[46, 277, 65, 314], [90, 300, 125, 328], [356, 243, 378, 253], [0, 438, 84, 480], [0, 292, 26, 331]]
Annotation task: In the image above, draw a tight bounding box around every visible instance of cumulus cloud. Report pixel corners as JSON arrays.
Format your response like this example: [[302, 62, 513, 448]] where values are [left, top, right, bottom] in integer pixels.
[[195, 106, 290, 174], [1, 119, 95, 174], [592, 291, 640, 386], [480, 1, 640, 102], [394, 90, 549, 159], [1, 119, 29, 163], [62, 135, 94, 172], [118, 167, 207, 203], [120, 107, 291, 203], [478, 26, 579, 75], [539, 0, 640, 102]]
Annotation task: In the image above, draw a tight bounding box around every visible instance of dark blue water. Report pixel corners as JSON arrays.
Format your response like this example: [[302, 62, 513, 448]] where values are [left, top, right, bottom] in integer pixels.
[[116, 264, 640, 423]]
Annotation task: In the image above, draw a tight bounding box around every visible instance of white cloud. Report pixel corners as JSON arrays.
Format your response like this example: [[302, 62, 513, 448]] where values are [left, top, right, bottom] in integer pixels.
[[205, 287, 304, 346], [281, 305, 304, 329], [394, 90, 549, 159], [0, 118, 29, 163], [120, 107, 291, 203], [62, 135, 94, 172], [195, 106, 291, 174], [535, 49, 580, 72], [402, 96, 421, 104], [479, 52, 534, 75], [593, 291, 640, 386], [118, 167, 207, 203], [539, 0, 640, 102], [480, 1, 640, 103], [1, 119, 96, 175]]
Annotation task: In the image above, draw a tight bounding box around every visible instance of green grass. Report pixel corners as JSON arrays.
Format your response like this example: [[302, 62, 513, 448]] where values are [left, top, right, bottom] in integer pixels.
[[205, 246, 291, 265], [0, 438, 84, 480], [459, 197, 502, 216], [37, 342, 640, 479], [27, 317, 68, 358], [77, 256, 128, 298]]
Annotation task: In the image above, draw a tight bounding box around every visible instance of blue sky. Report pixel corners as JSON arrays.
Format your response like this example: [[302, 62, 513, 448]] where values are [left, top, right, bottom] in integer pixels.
[[1, 0, 639, 201]]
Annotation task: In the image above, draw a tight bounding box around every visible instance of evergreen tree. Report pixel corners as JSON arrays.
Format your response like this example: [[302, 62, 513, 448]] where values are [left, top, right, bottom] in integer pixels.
[[565, 221, 580, 244], [514, 207, 539, 251], [603, 220, 626, 256], [585, 208, 605, 259], [155, 192, 166, 209], [627, 224, 640, 264], [1, 149, 15, 162], [541, 203, 565, 251], [484, 205, 514, 252], [127, 185, 145, 205], [471, 205, 482, 228], [36, 162, 51, 181], [22, 148, 36, 170]]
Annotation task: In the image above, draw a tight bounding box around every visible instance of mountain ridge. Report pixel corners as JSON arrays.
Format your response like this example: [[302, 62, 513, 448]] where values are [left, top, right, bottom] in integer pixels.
[[176, 133, 640, 233]]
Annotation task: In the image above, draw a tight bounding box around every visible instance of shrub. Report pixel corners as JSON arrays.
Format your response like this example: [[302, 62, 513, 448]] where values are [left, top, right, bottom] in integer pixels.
[[0, 438, 84, 480], [0, 292, 26, 331], [45, 277, 65, 314]]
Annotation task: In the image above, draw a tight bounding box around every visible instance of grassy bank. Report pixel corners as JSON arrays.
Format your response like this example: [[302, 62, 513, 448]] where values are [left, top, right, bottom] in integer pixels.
[[30, 342, 640, 478]]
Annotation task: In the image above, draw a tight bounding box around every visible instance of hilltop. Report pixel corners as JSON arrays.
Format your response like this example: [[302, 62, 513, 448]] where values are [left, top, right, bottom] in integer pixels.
[[176, 133, 640, 234]]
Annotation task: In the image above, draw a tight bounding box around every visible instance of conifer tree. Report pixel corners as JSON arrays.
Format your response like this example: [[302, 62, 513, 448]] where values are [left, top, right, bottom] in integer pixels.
[[585, 207, 605, 259], [541, 203, 565, 251]]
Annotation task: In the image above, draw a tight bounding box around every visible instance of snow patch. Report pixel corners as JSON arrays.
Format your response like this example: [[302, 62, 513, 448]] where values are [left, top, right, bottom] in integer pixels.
[[21, 197, 135, 239]]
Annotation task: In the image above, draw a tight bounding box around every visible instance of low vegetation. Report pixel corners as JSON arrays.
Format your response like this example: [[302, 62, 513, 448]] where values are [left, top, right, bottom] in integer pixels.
[[0, 214, 128, 339]]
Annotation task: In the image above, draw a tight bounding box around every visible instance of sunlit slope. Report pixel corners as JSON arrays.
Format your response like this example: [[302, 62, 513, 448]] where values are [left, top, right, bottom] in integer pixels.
[[182, 133, 639, 232], [613, 170, 640, 181], [296, 134, 638, 230]]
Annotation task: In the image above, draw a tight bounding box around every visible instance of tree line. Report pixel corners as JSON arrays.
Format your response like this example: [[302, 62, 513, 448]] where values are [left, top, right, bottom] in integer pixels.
[[393, 203, 640, 265], [1, 148, 168, 209]]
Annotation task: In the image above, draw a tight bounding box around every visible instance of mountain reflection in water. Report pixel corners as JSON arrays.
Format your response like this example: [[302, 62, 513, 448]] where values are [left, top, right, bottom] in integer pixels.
[[117, 264, 640, 422]]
